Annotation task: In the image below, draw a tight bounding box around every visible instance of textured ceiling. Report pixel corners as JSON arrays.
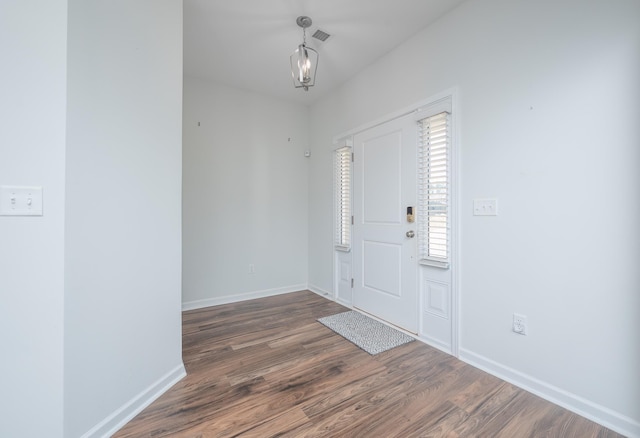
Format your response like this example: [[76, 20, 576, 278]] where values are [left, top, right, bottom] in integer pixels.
[[184, 0, 467, 106]]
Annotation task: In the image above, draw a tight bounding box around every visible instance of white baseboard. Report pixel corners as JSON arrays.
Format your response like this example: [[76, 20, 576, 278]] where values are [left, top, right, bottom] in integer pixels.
[[459, 349, 640, 438], [307, 283, 334, 300], [81, 363, 186, 438], [182, 284, 308, 311]]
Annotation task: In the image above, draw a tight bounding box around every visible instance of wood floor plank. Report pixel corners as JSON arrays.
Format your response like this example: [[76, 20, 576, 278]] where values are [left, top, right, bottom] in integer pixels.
[[233, 407, 311, 438], [325, 361, 481, 437], [114, 290, 624, 438]]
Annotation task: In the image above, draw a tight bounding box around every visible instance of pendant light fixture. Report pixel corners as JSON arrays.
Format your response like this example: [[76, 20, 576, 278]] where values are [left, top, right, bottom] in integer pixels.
[[290, 16, 318, 91]]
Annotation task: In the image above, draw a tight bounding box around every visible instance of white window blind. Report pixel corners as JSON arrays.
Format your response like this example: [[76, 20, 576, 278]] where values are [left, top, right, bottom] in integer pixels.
[[418, 112, 450, 266], [334, 146, 351, 250]]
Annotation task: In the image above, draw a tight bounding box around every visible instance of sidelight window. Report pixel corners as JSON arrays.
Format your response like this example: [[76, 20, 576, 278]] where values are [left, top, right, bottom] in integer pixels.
[[334, 145, 352, 250], [417, 111, 450, 267]]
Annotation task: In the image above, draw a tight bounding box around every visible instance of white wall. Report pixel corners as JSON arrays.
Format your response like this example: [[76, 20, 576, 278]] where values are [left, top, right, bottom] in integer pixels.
[[308, 0, 640, 435], [182, 78, 309, 308], [64, 1, 185, 437], [0, 2, 67, 437]]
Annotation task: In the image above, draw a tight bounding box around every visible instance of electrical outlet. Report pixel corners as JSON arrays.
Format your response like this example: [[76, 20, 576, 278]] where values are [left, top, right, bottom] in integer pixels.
[[513, 313, 527, 335], [248, 264, 255, 274]]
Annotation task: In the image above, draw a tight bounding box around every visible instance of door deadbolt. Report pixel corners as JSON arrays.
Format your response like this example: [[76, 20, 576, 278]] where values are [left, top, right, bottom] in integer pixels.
[[406, 230, 415, 238], [407, 206, 415, 223]]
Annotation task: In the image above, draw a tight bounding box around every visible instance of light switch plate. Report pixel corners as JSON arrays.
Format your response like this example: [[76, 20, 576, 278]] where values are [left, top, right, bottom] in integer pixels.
[[473, 198, 498, 216], [0, 186, 43, 216]]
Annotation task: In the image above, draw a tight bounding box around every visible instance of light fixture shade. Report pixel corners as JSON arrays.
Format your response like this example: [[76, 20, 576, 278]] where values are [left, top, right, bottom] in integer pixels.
[[290, 43, 318, 91]]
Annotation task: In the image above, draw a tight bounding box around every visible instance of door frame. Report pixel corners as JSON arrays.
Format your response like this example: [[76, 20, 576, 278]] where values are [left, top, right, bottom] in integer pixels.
[[332, 88, 460, 357]]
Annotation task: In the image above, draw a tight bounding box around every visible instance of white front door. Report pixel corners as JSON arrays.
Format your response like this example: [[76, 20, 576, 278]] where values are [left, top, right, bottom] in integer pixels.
[[352, 115, 418, 333]]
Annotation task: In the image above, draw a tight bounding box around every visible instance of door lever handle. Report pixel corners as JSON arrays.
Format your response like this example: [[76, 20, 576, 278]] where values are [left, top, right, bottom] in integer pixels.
[[406, 230, 415, 238]]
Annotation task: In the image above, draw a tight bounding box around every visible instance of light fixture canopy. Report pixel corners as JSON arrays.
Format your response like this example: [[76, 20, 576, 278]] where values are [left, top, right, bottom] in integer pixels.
[[290, 16, 318, 91]]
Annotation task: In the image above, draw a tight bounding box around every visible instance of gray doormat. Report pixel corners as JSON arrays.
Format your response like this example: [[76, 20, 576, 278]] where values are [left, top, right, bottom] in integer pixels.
[[318, 310, 415, 355]]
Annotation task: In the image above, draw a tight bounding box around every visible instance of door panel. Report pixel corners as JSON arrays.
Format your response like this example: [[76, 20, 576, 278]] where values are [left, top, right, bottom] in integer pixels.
[[363, 240, 401, 297], [362, 133, 402, 224], [353, 116, 418, 333]]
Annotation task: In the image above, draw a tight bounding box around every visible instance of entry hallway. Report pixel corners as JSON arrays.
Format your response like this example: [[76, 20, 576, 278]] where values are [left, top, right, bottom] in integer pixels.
[[115, 291, 622, 437]]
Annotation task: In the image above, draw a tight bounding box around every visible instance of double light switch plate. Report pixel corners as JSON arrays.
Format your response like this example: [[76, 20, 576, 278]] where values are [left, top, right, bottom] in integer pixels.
[[473, 198, 498, 216], [0, 186, 43, 216]]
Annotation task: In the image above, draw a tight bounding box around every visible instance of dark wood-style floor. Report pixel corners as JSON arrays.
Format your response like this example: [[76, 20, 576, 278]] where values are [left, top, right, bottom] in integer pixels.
[[115, 291, 622, 437]]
